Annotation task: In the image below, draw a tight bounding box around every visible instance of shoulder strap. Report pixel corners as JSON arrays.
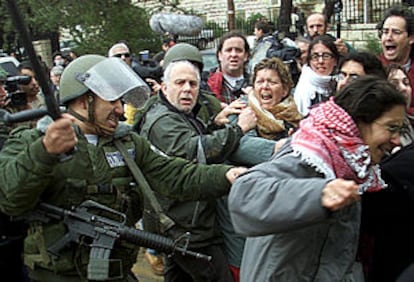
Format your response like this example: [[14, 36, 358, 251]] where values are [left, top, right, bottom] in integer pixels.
[[114, 139, 175, 233]]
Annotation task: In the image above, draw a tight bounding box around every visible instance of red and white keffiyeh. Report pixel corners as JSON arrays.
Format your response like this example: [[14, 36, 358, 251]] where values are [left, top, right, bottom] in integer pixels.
[[291, 97, 387, 193]]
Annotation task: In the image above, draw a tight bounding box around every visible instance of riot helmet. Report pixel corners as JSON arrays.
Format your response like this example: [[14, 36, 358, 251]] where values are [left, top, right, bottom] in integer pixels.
[[60, 55, 149, 105], [59, 54, 150, 135], [163, 43, 203, 71]]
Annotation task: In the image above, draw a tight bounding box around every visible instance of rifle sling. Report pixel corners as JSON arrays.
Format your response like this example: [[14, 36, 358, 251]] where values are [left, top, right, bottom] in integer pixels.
[[114, 139, 174, 232]]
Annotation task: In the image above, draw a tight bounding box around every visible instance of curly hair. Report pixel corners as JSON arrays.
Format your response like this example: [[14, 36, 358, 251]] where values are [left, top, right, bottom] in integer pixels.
[[252, 57, 293, 91]]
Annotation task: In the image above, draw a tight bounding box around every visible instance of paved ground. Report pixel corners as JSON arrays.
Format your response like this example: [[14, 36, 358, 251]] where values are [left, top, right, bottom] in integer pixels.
[[131, 248, 164, 282]]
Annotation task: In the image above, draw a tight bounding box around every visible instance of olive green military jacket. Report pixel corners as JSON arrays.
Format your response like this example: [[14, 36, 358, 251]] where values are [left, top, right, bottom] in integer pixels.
[[0, 118, 231, 279]]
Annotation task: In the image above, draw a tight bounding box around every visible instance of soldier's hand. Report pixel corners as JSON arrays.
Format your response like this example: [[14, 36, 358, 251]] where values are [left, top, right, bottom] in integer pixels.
[[226, 167, 248, 184], [42, 114, 78, 155], [237, 107, 257, 133], [321, 178, 360, 211]]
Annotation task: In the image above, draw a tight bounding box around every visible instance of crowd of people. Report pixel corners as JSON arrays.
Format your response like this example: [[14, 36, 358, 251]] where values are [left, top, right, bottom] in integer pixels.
[[0, 3, 414, 282]]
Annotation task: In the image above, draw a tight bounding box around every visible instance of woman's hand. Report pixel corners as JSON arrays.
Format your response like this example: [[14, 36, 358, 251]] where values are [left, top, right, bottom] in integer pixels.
[[321, 179, 361, 211]]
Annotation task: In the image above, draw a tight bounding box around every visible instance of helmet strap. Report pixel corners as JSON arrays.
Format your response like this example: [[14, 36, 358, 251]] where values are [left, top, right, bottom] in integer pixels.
[[67, 94, 116, 136]]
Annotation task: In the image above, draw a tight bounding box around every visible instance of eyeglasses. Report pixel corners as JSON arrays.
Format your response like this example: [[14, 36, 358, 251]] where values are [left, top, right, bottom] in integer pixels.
[[378, 28, 407, 38], [310, 52, 334, 61], [113, 53, 130, 58], [336, 72, 360, 82]]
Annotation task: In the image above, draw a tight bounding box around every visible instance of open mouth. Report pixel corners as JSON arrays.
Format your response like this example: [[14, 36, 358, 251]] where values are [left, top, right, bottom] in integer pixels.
[[180, 97, 193, 106], [107, 114, 119, 128], [384, 44, 397, 56], [260, 93, 273, 101]]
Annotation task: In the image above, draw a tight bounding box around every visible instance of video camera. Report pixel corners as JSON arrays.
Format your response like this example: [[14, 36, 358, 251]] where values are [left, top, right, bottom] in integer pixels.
[[132, 50, 163, 85], [4, 75, 31, 107]]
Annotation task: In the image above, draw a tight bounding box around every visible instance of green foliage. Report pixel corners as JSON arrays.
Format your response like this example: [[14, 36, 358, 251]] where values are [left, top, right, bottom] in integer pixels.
[[364, 34, 382, 55], [0, 0, 161, 56], [247, 13, 268, 24], [205, 21, 225, 38]]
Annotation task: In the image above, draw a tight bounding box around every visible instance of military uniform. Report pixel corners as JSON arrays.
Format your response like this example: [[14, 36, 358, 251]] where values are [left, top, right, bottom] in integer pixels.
[[0, 120, 231, 281], [0, 55, 233, 282]]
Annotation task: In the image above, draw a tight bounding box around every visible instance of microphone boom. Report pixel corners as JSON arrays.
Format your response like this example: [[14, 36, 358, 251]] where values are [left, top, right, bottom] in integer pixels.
[[150, 13, 204, 36]]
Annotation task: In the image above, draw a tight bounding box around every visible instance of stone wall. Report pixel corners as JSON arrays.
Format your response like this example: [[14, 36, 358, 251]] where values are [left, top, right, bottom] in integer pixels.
[[334, 23, 380, 52], [134, 0, 381, 53]]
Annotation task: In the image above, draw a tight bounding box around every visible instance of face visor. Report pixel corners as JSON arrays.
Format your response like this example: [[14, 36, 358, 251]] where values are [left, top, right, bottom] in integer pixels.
[[76, 57, 150, 107]]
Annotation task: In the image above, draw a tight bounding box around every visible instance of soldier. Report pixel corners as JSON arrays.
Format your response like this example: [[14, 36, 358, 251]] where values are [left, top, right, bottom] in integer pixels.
[[0, 54, 245, 281]]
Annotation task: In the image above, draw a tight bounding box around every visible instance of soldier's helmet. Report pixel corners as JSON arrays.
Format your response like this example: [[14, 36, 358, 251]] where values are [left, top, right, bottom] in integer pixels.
[[163, 43, 203, 71], [60, 54, 149, 105]]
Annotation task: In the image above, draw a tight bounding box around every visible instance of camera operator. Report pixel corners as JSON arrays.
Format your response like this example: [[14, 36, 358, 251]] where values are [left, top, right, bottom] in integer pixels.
[[18, 62, 43, 109], [0, 65, 36, 281]]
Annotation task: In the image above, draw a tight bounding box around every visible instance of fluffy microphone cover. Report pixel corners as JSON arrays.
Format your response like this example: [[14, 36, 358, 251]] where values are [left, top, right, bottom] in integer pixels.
[[150, 13, 204, 36]]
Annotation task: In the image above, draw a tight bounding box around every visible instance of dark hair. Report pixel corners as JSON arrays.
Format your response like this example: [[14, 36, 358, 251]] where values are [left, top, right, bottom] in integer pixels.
[[254, 19, 274, 34], [52, 51, 63, 60], [334, 75, 407, 124], [377, 4, 414, 37], [385, 63, 410, 79], [18, 60, 33, 72], [338, 51, 386, 79], [252, 57, 293, 91], [216, 30, 250, 59], [306, 34, 340, 66]]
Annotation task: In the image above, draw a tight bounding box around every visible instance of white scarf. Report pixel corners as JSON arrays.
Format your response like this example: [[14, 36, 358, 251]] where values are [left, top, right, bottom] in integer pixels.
[[293, 64, 335, 116]]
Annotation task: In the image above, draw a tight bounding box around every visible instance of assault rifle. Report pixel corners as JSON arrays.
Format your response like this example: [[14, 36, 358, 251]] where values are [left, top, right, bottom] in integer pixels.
[[31, 200, 211, 280]]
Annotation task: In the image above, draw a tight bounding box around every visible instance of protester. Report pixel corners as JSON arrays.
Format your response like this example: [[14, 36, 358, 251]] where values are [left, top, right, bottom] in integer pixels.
[[336, 51, 386, 92], [378, 5, 414, 115], [207, 31, 250, 105], [228, 75, 407, 282], [246, 57, 302, 140], [305, 12, 353, 55], [0, 54, 246, 281], [137, 60, 256, 282], [294, 35, 339, 115], [294, 36, 310, 74], [49, 65, 64, 102], [359, 66, 414, 281]]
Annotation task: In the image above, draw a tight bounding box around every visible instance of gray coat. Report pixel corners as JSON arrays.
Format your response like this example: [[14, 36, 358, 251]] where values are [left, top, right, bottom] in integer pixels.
[[228, 142, 364, 282]]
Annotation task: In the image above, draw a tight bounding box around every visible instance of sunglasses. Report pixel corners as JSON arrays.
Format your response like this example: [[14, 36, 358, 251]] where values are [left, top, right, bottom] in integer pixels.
[[113, 53, 130, 58]]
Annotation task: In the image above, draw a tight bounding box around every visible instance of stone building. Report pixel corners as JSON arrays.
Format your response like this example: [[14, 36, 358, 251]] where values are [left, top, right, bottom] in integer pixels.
[[135, 0, 407, 51]]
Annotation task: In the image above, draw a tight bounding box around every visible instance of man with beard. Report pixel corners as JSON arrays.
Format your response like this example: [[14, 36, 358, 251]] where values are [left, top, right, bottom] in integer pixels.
[[305, 12, 353, 55]]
